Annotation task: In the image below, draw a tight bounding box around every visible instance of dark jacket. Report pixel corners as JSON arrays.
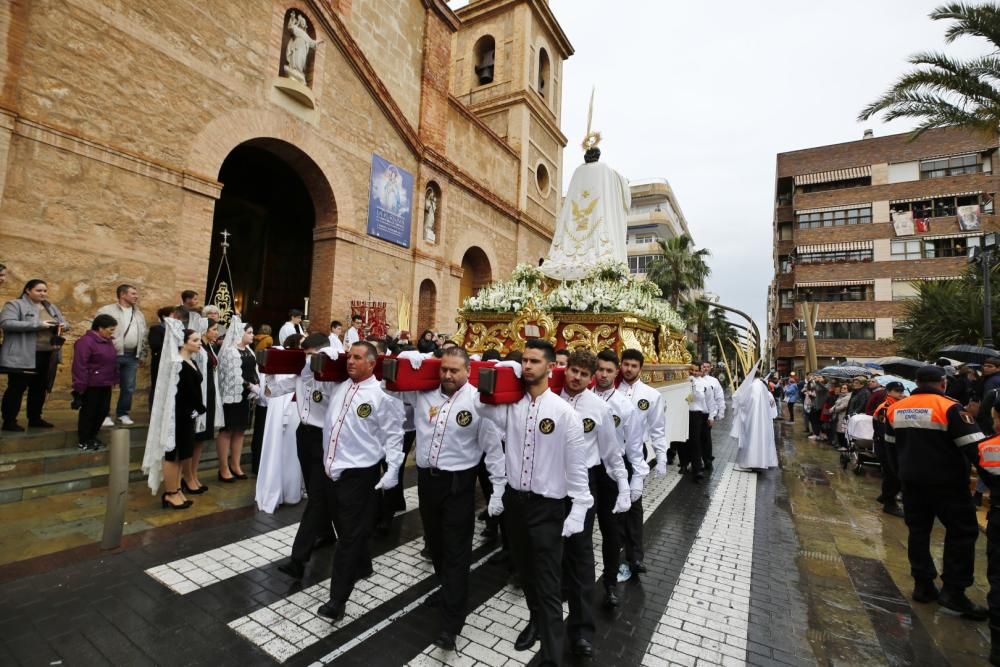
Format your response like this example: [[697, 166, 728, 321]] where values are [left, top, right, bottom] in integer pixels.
[[978, 372, 1000, 435], [847, 387, 870, 415], [71, 330, 120, 393]]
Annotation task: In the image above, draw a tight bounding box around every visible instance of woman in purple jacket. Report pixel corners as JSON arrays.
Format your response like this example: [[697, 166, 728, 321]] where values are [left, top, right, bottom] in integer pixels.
[[72, 314, 119, 450]]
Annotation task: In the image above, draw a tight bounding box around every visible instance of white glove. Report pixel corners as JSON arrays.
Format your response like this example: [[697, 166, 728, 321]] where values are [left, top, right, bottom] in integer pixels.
[[629, 476, 644, 503], [613, 491, 632, 514], [470, 354, 482, 361], [488, 485, 505, 516], [654, 453, 667, 478], [319, 346, 339, 361], [561, 503, 587, 537], [398, 350, 427, 370], [374, 467, 400, 491], [495, 360, 522, 379]]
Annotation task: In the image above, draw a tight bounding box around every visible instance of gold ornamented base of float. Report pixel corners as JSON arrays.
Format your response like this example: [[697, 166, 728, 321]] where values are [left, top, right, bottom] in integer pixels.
[[452, 305, 692, 386]]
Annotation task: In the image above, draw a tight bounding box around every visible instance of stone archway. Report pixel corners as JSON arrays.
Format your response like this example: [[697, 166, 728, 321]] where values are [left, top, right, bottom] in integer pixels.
[[205, 138, 336, 333], [459, 246, 492, 307], [417, 279, 437, 334]]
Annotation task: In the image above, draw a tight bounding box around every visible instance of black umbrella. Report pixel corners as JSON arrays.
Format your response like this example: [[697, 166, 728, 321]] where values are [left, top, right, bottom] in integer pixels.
[[874, 356, 925, 380], [936, 344, 1000, 364]]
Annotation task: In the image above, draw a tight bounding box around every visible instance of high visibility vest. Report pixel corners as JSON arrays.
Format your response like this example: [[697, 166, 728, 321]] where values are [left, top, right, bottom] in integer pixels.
[[979, 434, 1000, 476]]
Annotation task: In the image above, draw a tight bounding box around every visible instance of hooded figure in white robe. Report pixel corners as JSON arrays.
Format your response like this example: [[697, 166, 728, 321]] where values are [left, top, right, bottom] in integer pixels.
[[731, 363, 779, 471]]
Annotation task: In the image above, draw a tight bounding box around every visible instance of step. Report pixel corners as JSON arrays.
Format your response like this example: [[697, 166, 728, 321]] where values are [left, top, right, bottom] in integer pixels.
[[0, 448, 253, 504], [0, 423, 148, 454], [0, 432, 151, 480]]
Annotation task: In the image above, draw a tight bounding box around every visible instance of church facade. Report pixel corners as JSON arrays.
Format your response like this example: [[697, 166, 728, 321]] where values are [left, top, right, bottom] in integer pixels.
[[0, 0, 572, 339]]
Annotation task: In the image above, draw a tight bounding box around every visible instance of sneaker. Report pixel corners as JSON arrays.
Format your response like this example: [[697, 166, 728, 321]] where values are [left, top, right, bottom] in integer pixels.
[[118, 415, 135, 426], [77, 442, 90, 450], [101, 417, 115, 428], [616, 563, 632, 583], [89, 439, 107, 451], [808, 435, 819, 440]]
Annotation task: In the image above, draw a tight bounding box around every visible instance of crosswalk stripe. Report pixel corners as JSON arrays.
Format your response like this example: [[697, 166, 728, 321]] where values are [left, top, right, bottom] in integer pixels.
[[228, 523, 493, 662], [641, 464, 756, 667], [145, 485, 420, 594], [408, 467, 686, 666]]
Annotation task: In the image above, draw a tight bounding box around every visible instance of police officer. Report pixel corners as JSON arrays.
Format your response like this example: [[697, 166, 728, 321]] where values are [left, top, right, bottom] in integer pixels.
[[872, 381, 905, 518], [973, 403, 1000, 665], [885, 365, 987, 619]]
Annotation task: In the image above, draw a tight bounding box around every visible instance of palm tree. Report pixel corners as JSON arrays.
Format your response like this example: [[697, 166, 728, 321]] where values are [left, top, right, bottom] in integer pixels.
[[646, 235, 712, 308], [706, 307, 739, 362], [859, 3, 1000, 137], [680, 299, 712, 361]]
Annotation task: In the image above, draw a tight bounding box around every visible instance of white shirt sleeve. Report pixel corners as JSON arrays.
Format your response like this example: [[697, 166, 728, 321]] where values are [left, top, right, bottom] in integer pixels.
[[378, 393, 406, 470], [596, 404, 628, 487], [564, 416, 594, 510], [623, 404, 650, 479], [480, 418, 507, 487], [648, 391, 667, 459]]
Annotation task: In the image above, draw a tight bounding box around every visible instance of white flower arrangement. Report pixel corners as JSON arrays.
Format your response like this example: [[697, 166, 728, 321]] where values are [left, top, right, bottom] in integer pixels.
[[462, 260, 684, 332]]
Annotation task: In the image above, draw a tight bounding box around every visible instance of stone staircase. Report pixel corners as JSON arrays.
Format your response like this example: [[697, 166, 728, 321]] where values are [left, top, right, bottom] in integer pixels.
[[0, 412, 252, 504]]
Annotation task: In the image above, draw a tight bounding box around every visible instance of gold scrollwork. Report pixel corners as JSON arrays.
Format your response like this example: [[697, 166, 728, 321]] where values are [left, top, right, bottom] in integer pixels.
[[562, 323, 616, 352], [620, 326, 658, 363], [509, 303, 557, 351], [468, 322, 510, 353], [452, 315, 469, 346]]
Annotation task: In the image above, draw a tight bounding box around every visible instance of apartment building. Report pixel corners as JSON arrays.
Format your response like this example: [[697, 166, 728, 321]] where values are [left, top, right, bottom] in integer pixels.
[[627, 178, 691, 277], [767, 126, 999, 375]]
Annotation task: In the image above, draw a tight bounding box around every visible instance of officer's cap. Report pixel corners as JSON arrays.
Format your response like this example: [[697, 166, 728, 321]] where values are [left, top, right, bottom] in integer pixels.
[[885, 381, 905, 393], [915, 365, 946, 383]]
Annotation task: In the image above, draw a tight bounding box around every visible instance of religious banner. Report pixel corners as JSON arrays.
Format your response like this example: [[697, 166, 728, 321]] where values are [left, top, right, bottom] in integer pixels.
[[208, 229, 236, 325], [366, 153, 414, 248], [958, 204, 981, 231], [891, 210, 914, 237], [914, 216, 930, 233]]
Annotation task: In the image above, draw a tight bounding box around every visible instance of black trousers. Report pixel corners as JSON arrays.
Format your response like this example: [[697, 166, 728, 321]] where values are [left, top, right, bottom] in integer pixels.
[[327, 463, 381, 605], [563, 466, 599, 643], [681, 411, 707, 472], [250, 405, 268, 474], [618, 454, 645, 565], [874, 437, 901, 505], [504, 489, 565, 667], [701, 418, 714, 468], [902, 481, 978, 590], [808, 409, 822, 437], [594, 464, 622, 587], [418, 465, 477, 634], [77, 386, 112, 443], [378, 430, 416, 523], [986, 507, 1000, 626], [2, 351, 52, 424], [291, 424, 337, 563]]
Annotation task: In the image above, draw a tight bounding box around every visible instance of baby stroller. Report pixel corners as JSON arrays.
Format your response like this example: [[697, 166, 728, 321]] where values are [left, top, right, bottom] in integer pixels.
[[842, 413, 880, 474]]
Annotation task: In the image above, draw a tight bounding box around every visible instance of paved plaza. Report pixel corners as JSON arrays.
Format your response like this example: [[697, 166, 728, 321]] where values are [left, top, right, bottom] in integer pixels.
[[1, 415, 994, 666]]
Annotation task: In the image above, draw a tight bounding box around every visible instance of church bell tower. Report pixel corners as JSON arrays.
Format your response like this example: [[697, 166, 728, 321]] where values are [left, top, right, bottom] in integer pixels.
[[451, 0, 573, 234]]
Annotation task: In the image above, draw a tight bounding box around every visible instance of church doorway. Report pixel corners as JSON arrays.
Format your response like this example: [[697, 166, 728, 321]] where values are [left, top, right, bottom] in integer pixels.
[[458, 247, 492, 307], [206, 139, 332, 333]]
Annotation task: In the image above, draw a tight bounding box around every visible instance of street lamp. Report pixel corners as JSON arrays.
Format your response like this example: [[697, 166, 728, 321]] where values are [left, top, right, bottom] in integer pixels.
[[968, 232, 998, 347]]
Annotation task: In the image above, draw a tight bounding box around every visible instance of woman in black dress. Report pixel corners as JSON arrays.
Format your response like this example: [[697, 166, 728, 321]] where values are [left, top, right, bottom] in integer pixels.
[[183, 319, 221, 494], [163, 329, 206, 510], [218, 321, 260, 481]]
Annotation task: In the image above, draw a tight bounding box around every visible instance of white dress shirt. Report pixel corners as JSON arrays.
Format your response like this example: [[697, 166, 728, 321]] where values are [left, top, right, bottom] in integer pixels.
[[344, 326, 362, 347], [620, 378, 668, 459], [394, 382, 505, 483], [703, 374, 726, 420], [278, 321, 303, 346], [560, 389, 628, 490], [323, 375, 404, 481], [688, 375, 717, 415], [594, 386, 650, 481], [475, 388, 593, 510], [328, 333, 345, 355], [267, 356, 338, 428]]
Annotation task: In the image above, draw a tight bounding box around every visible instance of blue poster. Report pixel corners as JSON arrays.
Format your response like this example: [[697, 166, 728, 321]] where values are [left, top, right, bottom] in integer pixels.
[[366, 153, 414, 248]]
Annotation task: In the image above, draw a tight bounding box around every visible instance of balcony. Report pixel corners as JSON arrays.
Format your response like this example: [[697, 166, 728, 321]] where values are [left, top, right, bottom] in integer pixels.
[[626, 241, 663, 255], [776, 205, 793, 223], [794, 256, 965, 282], [775, 339, 897, 360]]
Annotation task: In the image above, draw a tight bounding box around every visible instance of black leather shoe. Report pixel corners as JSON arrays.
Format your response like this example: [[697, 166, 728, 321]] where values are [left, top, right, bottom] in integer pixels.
[[422, 589, 442, 608], [678, 464, 689, 474], [217, 471, 236, 483], [939, 588, 989, 620], [317, 601, 345, 622], [181, 480, 208, 495], [666, 452, 675, 465], [912, 579, 940, 603], [277, 558, 305, 580], [572, 638, 594, 657], [630, 561, 647, 574], [1, 422, 25, 432], [882, 504, 904, 518], [433, 631, 457, 651], [693, 472, 704, 484], [28, 419, 54, 428], [514, 622, 538, 651], [603, 585, 620, 608]]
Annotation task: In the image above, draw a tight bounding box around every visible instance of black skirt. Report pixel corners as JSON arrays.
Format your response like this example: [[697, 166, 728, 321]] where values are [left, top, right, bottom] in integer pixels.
[[221, 398, 250, 432]]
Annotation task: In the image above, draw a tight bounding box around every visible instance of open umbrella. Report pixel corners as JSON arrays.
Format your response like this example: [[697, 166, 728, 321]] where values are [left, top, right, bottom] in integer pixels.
[[874, 374, 916, 393], [936, 344, 1000, 364], [874, 356, 925, 380], [817, 365, 871, 379]]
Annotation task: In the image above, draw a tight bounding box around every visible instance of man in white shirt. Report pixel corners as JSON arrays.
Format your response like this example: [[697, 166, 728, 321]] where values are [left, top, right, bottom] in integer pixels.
[[278, 309, 305, 345], [593, 349, 649, 605], [684, 363, 719, 483], [394, 347, 506, 651], [618, 348, 667, 578], [474, 339, 592, 666], [344, 314, 364, 347], [700, 361, 726, 471], [270, 334, 340, 580], [559, 350, 631, 658], [328, 320, 345, 354], [317, 341, 405, 622], [95, 284, 146, 426]]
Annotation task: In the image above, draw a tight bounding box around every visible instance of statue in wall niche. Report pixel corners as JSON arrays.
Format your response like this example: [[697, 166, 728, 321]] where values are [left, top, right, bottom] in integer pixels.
[[423, 188, 438, 243], [284, 11, 318, 85]]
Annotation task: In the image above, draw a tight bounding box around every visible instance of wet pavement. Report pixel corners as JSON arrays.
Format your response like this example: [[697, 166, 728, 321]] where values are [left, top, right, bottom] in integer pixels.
[[0, 410, 995, 665]]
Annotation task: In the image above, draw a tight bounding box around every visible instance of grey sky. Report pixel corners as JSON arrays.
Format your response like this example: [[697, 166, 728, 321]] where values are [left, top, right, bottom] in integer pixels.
[[455, 1, 986, 336]]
